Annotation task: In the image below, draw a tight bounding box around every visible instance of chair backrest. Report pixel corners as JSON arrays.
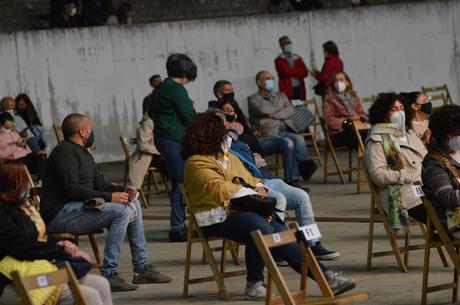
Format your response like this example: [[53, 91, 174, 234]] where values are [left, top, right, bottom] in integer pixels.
[[304, 97, 321, 135], [52, 124, 63, 143], [421, 84, 452, 106], [421, 197, 460, 273], [119, 136, 130, 162], [11, 261, 87, 305], [351, 121, 366, 156], [318, 116, 334, 147], [360, 95, 376, 105], [23, 165, 41, 209]]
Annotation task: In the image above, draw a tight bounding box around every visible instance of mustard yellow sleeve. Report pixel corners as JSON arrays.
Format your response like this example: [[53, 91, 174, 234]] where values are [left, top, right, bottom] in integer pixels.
[[228, 154, 264, 187], [184, 156, 242, 208]]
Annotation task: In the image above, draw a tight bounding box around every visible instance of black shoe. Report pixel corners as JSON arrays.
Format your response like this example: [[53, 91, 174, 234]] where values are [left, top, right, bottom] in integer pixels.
[[287, 180, 310, 193], [168, 229, 187, 242], [106, 272, 139, 292], [299, 159, 318, 182], [311, 242, 340, 260], [133, 264, 173, 284]]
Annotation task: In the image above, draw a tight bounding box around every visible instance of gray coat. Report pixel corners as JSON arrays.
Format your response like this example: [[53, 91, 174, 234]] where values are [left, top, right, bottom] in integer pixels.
[[247, 91, 295, 137]]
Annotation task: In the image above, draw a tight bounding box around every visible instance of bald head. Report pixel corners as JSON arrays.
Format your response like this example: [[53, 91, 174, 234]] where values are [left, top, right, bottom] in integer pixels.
[[62, 113, 92, 143], [1, 96, 15, 112]]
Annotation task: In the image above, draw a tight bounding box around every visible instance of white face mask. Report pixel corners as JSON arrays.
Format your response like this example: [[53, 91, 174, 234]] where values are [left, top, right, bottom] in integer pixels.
[[390, 110, 405, 127], [450, 151, 460, 164], [70, 7, 77, 16], [335, 81, 347, 93], [0, 127, 12, 133], [448, 136, 460, 152], [6, 109, 14, 114]]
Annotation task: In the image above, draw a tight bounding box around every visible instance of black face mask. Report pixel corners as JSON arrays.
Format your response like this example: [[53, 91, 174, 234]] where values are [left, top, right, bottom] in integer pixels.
[[225, 114, 236, 122], [222, 92, 235, 103], [420, 102, 432, 115], [85, 130, 95, 148]]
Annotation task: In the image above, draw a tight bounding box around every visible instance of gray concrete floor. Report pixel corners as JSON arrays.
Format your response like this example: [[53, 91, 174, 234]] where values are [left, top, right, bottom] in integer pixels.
[[85, 156, 460, 305]]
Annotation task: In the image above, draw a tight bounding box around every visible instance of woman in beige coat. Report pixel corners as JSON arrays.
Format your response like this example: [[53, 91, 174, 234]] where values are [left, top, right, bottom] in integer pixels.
[[364, 93, 427, 232], [128, 113, 167, 189]]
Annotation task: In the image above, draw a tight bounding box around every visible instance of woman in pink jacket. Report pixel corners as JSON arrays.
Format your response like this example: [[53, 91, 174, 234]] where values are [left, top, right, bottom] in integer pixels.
[[0, 112, 44, 176], [323, 71, 368, 149]]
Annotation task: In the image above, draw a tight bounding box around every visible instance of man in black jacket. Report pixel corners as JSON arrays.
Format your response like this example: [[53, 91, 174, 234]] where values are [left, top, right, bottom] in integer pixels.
[[40, 113, 172, 292]]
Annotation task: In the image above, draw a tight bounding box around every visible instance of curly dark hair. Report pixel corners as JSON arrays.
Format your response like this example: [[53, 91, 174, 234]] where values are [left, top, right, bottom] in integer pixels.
[[368, 92, 411, 129], [396, 92, 414, 130], [429, 105, 460, 149], [180, 112, 227, 160]]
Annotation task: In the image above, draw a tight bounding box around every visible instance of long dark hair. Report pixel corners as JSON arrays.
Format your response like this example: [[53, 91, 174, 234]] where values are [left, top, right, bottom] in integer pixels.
[[429, 105, 460, 150], [15, 94, 42, 126], [180, 113, 227, 160], [0, 160, 30, 206]]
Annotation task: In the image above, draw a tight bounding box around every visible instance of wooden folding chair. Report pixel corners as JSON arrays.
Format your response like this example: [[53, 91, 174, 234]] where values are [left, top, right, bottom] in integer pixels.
[[119, 136, 170, 208], [24, 165, 103, 269], [251, 223, 368, 305], [350, 121, 369, 194], [299, 98, 322, 166], [319, 117, 353, 184], [421, 84, 453, 106], [52, 123, 63, 143], [179, 184, 246, 300], [364, 167, 448, 273], [421, 197, 460, 305], [11, 261, 87, 305], [360, 95, 376, 105]]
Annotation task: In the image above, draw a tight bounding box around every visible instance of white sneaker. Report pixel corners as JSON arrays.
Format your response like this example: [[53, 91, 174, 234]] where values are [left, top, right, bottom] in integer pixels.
[[326, 271, 356, 296], [245, 280, 266, 300]]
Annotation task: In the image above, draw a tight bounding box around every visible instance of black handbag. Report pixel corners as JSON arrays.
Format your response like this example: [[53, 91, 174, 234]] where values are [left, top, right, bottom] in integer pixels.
[[313, 83, 327, 97], [230, 177, 278, 217], [55, 253, 92, 279]]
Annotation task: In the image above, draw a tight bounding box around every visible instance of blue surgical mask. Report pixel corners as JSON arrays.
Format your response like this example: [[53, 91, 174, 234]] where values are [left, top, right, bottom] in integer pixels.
[[264, 79, 275, 91], [283, 43, 293, 54]]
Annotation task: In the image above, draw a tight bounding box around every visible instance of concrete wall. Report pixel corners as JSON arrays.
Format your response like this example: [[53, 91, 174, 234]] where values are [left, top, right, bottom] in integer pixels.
[[0, 0, 458, 162]]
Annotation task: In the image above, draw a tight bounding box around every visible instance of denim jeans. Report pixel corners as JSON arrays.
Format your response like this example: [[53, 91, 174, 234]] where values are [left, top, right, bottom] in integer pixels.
[[154, 136, 186, 232], [201, 211, 328, 282], [266, 178, 319, 245], [47, 200, 149, 277], [278, 129, 309, 161], [26, 125, 47, 154], [258, 136, 301, 182]]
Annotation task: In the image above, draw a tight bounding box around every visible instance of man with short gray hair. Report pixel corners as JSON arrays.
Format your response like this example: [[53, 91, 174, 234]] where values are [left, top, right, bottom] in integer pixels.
[[248, 71, 317, 188]]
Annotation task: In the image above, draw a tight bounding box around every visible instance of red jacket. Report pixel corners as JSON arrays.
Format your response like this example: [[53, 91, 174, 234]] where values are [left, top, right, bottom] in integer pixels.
[[275, 54, 309, 100], [314, 55, 344, 87]]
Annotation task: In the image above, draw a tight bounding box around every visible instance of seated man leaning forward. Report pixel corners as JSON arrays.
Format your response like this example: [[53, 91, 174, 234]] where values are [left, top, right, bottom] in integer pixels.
[[181, 112, 356, 300], [40, 113, 172, 292], [248, 70, 317, 188]]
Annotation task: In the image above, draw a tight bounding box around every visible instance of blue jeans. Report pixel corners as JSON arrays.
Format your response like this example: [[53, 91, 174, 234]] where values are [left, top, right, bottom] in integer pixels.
[[278, 129, 309, 161], [47, 200, 149, 277], [258, 136, 301, 182], [154, 136, 186, 232], [26, 125, 47, 154], [201, 211, 327, 282], [266, 179, 319, 245]]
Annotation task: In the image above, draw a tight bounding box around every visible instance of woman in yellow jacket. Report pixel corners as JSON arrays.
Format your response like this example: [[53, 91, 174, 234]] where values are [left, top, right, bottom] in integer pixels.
[[182, 113, 357, 300]]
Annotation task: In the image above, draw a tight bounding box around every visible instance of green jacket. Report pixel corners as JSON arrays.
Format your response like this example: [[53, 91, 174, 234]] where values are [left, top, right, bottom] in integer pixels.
[[153, 77, 195, 142]]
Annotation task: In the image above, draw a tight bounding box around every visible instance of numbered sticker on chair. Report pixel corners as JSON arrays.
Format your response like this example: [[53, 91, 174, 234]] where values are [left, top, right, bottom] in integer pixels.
[[412, 184, 425, 198], [36, 275, 48, 287], [272, 233, 281, 243], [299, 224, 322, 241]]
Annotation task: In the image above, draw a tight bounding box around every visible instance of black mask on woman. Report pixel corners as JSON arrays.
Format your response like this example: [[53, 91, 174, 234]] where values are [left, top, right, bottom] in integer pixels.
[[85, 130, 95, 148], [420, 102, 432, 115], [225, 114, 237, 122]]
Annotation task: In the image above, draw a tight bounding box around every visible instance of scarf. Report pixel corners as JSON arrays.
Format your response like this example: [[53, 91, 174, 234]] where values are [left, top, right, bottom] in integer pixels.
[[369, 123, 410, 232], [335, 91, 356, 116]]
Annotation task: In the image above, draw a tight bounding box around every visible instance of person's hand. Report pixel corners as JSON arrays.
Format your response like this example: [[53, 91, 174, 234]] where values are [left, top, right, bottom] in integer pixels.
[[57, 240, 92, 262], [255, 187, 267, 197], [126, 186, 138, 201], [267, 114, 275, 119], [111, 192, 129, 204], [15, 140, 26, 148], [18, 130, 28, 138], [422, 128, 432, 144], [253, 130, 262, 138]]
